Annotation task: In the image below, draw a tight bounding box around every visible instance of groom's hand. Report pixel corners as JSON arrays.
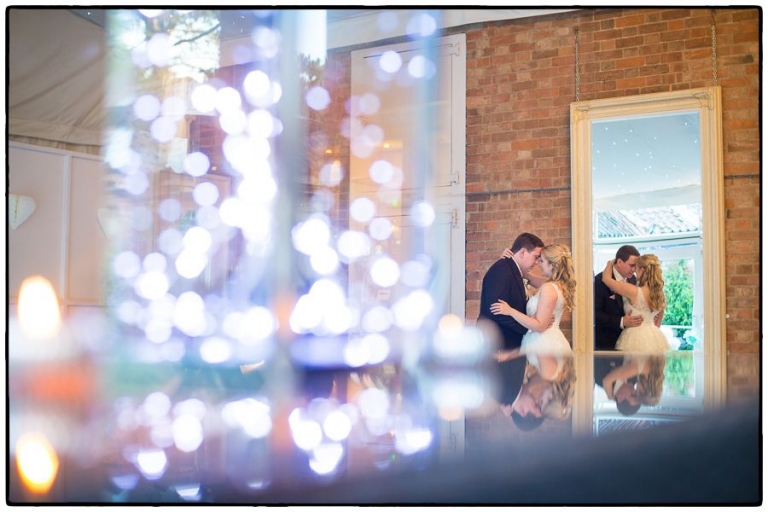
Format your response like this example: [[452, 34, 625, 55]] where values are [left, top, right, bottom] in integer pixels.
[[622, 314, 642, 327]]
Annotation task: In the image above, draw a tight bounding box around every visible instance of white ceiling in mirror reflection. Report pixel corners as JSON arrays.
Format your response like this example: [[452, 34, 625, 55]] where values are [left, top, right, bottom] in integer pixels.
[[591, 112, 702, 211], [595, 184, 701, 211]]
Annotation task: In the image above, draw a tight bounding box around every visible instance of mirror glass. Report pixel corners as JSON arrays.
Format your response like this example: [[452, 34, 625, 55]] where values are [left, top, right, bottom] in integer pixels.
[[591, 112, 705, 430], [569, 87, 726, 436]]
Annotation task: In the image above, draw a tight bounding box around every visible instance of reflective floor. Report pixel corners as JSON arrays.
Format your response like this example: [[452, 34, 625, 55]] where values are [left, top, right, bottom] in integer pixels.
[[9, 307, 757, 504]]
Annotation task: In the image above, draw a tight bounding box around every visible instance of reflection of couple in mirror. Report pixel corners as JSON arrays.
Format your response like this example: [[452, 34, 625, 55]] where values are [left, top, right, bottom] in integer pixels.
[[595, 245, 669, 352], [596, 352, 666, 415], [594, 245, 669, 414], [477, 233, 576, 430]]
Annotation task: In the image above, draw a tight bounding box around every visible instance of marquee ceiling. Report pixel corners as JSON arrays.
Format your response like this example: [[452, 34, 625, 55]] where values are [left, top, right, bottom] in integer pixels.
[[9, 8, 574, 148]]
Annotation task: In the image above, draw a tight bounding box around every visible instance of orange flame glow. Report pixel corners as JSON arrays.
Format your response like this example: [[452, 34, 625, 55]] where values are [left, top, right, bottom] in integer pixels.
[[16, 432, 59, 494]]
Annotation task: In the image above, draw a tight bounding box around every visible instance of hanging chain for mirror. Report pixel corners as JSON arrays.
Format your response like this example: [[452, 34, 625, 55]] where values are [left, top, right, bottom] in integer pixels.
[[710, 9, 718, 86], [574, 27, 580, 101], [575, 12, 719, 97]]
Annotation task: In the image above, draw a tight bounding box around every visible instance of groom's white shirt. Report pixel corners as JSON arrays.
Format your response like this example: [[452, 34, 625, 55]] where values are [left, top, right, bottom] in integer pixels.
[[613, 266, 630, 328]]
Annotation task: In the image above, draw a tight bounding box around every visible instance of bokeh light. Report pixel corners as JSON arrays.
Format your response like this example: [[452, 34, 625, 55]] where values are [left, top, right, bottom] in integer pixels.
[[133, 94, 161, 121], [309, 443, 344, 475], [337, 230, 372, 262], [290, 414, 323, 451], [10, 8, 468, 501], [15, 432, 59, 494], [17, 276, 61, 341], [184, 152, 211, 177], [370, 257, 400, 287], [379, 50, 402, 73], [368, 217, 394, 241], [306, 86, 331, 111], [172, 414, 204, 452], [350, 197, 376, 223], [191, 84, 217, 113], [136, 449, 168, 480]]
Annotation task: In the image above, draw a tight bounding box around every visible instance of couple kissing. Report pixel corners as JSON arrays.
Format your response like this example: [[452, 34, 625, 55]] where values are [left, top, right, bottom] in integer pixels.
[[478, 233, 576, 431]]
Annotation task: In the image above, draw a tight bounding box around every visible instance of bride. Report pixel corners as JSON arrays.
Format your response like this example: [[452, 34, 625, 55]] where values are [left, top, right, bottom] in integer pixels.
[[602, 352, 667, 412], [491, 244, 576, 418], [602, 254, 670, 353]]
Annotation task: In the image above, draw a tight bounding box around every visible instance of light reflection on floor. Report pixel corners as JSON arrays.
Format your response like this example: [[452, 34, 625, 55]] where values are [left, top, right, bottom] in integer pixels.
[[8, 299, 712, 503]]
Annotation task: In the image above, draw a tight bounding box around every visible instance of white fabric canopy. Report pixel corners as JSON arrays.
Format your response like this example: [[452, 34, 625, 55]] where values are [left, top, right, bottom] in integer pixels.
[[7, 8, 576, 148], [8, 9, 106, 147]]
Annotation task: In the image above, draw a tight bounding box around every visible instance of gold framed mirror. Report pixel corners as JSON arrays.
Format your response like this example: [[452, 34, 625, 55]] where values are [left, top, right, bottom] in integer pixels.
[[570, 87, 725, 436]]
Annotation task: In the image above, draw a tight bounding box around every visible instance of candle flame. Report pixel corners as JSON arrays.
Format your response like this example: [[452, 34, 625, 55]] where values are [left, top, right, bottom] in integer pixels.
[[18, 276, 61, 341], [16, 432, 59, 494]]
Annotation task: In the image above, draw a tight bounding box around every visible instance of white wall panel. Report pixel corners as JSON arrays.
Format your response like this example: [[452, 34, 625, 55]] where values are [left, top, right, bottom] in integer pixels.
[[8, 146, 67, 300], [9, 143, 106, 307], [67, 156, 107, 303]]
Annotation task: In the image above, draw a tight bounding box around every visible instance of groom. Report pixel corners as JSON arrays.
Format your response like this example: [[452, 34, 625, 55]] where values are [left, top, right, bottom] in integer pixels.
[[594, 244, 641, 350], [593, 353, 641, 416], [496, 361, 554, 430], [477, 232, 544, 427], [478, 232, 544, 352]]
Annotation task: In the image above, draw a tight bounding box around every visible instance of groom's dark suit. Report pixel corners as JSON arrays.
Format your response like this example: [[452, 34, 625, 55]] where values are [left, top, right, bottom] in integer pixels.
[[593, 353, 636, 389], [478, 257, 529, 351], [594, 272, 637, 350], [494, 357, 528, 406], [478, 257, 531, 408]]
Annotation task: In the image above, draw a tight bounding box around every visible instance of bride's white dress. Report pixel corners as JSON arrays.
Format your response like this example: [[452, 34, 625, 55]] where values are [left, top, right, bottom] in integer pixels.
[[520, 282, 573, 377], [615, 286, 670, 353]]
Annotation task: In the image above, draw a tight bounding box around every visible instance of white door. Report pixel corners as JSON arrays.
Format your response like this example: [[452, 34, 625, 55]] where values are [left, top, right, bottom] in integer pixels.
[[349, 33, 466, 319], [350, 34, 466, 458]]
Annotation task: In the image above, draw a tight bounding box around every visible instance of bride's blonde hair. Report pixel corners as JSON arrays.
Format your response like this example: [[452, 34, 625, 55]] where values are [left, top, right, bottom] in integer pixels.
[[542, 244, 576, 311], [637, 254, 666, 311], [543, 355, 576, 420], [637, 355, 666, 406]]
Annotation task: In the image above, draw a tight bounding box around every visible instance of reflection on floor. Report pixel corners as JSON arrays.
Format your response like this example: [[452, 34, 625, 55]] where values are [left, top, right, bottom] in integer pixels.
[[595, 417, 676, 435], [465, 403, 573, 448], [6, 344, 726, 503], [593, 350, 704, 436]]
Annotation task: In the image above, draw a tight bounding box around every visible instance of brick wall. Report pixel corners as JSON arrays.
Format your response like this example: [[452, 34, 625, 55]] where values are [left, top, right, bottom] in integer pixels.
[[199, 7, 759, 402], [456, 7, 760, 400]]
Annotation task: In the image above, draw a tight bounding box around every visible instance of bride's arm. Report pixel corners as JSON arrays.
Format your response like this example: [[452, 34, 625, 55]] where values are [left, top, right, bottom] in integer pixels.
[[490, 282, 557, 332], [602, 360, 640, 399], [602, 260, 638, 303], [536, 355, 560, 381], [654, 308, 665, 327]]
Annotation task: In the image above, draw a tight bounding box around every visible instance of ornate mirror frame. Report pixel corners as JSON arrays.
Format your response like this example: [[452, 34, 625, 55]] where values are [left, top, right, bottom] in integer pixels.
[[569, 87, 726, 435]]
